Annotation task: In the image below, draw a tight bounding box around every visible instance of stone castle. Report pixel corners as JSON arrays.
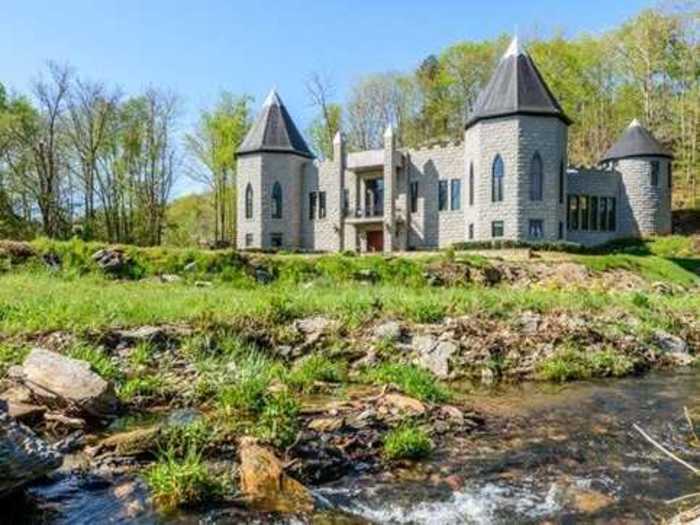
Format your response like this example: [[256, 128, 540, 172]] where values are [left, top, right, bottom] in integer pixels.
[[235, 37, 673, 252]]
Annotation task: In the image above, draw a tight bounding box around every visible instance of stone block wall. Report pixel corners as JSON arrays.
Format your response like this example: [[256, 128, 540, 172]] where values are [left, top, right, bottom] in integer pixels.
[[617, 157, 672, 237]]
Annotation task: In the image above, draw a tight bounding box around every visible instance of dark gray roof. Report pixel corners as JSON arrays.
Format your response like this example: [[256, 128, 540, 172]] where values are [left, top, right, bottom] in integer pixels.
[[237, 90, 314, 159], [601, 119, 672, 162], [465, 37, 571, 130]]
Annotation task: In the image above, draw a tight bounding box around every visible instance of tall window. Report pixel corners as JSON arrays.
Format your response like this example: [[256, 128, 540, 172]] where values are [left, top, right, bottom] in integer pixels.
[[270, 233, 283, 248], [599, 197, 608, 231], [468, 223, 474, 239], [559, 161, 564, 204], [409, 181, 419, 213], [590, 196, 599, 230], [450, 179, 461, 210], [528, 219, 544, 239], [492, 155, 504, 202], [245, 183, 253, 219], [319, 191, 327, 219], [668, 163, 673, 189], [309, 192, 317, 220], [342, 189, 349, 216], [580, 196, 589, 230], [608, 197, 616, 231], [529, 152, 543, 201], [271, 182, 282, 219], [469, 162, 474, 206], [491, 220, 504, 238], [567, 195, 579, 230], [651, 160, 660, 186], [438, 180, 448, 211]]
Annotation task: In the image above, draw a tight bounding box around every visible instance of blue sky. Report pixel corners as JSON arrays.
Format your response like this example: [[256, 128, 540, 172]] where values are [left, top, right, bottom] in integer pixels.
[[1, 0, 654, 194]]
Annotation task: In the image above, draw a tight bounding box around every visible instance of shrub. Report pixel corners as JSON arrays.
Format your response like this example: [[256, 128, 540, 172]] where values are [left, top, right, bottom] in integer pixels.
[[383, 424, 432, 460], [363, 363, 449, 403], [144, 447, 222, 511], [538, 346, 637, 382], [285, 354, 347, 392], [254, 390, 300, 448]]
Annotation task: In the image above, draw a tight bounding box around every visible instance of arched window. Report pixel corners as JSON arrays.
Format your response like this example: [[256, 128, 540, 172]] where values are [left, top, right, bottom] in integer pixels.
[[469, 162, 474, 206], [529, 152, 543, 201], [492, 155, 504, 202], [271, 182, 282, 218], [245, 183, 253, 219]]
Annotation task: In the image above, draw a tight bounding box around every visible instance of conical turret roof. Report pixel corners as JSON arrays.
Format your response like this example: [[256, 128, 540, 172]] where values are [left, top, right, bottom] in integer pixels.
[[601, 119, 672, 162], [465, 37, 571, 129], [237, 89, 314, 159]]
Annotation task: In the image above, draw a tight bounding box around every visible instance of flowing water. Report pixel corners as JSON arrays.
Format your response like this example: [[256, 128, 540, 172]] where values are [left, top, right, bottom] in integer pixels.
[[18, 370, 700, 524]]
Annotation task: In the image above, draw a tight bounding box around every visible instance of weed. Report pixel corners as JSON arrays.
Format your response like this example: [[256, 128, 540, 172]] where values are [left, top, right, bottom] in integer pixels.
[[254, 390, 300, 448], [285, 354, 347, 392], [383, 424, 432, 460], [538, 346, 637, 382], [363, 363, 450, 403]]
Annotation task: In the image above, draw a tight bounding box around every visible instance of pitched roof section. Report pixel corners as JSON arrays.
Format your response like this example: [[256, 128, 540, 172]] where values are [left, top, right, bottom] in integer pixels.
[[465, 37, 571, 130], [237, 89, 314, 159], [601, 119, 672, 162]]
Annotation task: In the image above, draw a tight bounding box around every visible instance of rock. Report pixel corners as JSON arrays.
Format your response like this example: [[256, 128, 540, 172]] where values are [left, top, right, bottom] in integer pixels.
[[439, 405, 465, 424], [114, 326, 167, 345], [98, 426, 160, 456], [53, 430, 86, 454], [159, 274, 181, 283], [0, 402, 62, 497], [296, 317, 335, 337], [254, 266, 274, 284], [44, 412, 86, 429], [194, 280, 212, 288], [6, 402, 46, 424], [238, 437, 314, 513], [375, 321, 402, 341], [13, 348, 118, 417], [381, 393, 426, 415], [92, 248, 130, 274], [308, 417, 344, 433], [476, 266, 502, 286], [481, 367, 496, 386], [415, 339, 457, 379], [571, 488, 614, 514], [0, 385, 34, 405], [42, 252, 61, 270], [652, 281, 674, 295], [653, 331, 693, 365], [518, 311, 541, 336]]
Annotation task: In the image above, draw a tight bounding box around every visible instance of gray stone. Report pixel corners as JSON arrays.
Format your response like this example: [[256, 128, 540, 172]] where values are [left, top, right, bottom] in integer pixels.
[[296, 316, 334, 336], [415, 338, 457, 379], [13, 348, 118, 416], [653, 331, 692, 365], [374, 321, 402, 341], [0, 403, 62, 497], [518, 311, 541, 336]]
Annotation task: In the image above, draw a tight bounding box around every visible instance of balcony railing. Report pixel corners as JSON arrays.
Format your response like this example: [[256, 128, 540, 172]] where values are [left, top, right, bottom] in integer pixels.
[[344, 206, 384, 219]]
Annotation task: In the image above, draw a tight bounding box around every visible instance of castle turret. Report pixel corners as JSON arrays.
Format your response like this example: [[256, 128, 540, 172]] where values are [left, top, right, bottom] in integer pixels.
[[464, 37, 571, 242], [602, 119, 673, 236], [236, 89, 314, 250]]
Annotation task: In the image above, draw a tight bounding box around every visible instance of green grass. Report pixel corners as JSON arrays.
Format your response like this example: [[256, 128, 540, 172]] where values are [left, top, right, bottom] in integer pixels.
[[574, 253, 699, 287], [363, 363, 450, 403], [537, 346, 638, 382], [0, 344, 29, 378], [118, 374, 170, 402], [285, 353, 348, 392], [383, 424, 432, 460], [216, 351, 282, 414], [144, 446, 224, 512], [66, 343, 123, 382], [254, 390, 300, 448]]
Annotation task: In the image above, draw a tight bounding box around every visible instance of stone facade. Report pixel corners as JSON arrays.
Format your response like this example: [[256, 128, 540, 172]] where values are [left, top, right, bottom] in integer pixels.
[[236, 40, 672, 252]]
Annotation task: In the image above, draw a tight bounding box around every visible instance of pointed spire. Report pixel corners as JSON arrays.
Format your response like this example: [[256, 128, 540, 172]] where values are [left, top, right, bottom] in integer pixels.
[[237, 89, 314, 159], [333, 131, 343, 144], [465, 34, 571, 130], [601, 120, 672, 162]]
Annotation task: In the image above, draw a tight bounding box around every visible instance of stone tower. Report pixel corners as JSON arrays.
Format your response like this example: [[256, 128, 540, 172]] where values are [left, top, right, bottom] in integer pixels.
[[464, 37, 571, 242], [602, 119, 673, 236], [236, 89, 314, 250]]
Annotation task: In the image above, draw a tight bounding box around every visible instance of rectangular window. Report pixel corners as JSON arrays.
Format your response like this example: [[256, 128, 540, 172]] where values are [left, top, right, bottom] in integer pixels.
[[450, 179, 461, 210], [528, 219, 544, 239], [580, 196, 589, 230], [409, 181, 418, 213], [309, 192, 317, 221], [608, 197, 616, 231], [668, 163, 672, 189], [651, 160, 660, 186], [599, 197, 608, 231], [558, 221, 564, 240], [438, 180, 448, 211], [491, 220, 504, 238], [342, 189, 349, 216], [245, 233, 253, 247], [468, 223, 474, 240], [469, 167, 474, 206], [319, 191, 327, 219], [270, 233, 283, 248], [559, 162, 564, 204], [568, 195, 579, 230], [590, 196, 599, 231]]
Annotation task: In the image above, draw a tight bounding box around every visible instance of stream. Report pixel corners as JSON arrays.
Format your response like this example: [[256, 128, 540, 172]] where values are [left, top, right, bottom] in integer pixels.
[[18, 370, 700, 524]]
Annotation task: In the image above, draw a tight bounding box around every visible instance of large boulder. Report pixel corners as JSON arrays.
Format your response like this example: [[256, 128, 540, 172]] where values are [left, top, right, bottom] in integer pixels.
[[652, 331, 693, 366], [413, 335, 457, 379], [238, 437, 314, 514], [0, 402, 62, 497], [10, 348, 118, 417], [92, 248, 131, 274]]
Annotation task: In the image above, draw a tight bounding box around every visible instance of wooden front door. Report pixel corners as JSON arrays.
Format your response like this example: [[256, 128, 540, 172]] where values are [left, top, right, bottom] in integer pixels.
[[366, 230, 384, 252]]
